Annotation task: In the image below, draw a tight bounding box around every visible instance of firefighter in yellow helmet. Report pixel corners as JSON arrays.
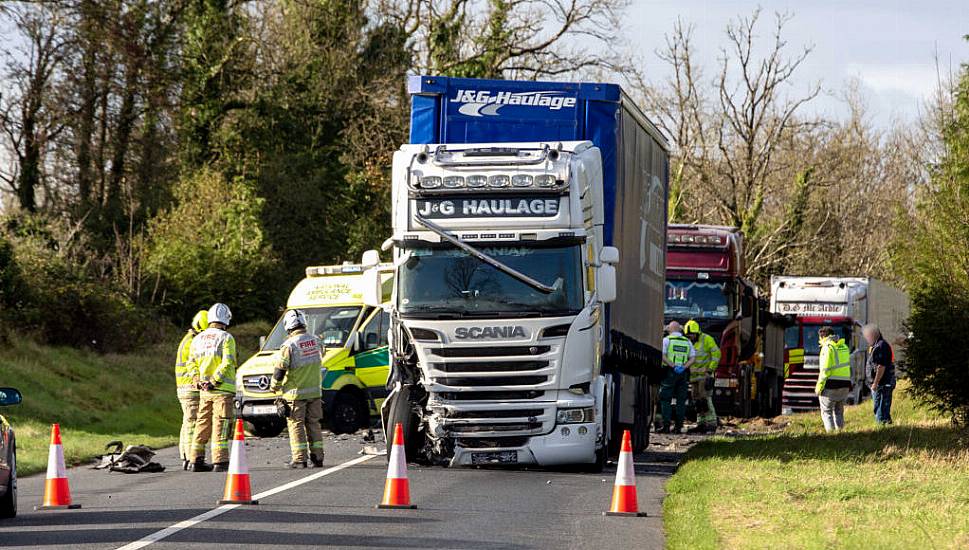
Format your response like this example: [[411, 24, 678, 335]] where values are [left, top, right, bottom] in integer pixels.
[[175, 309, 208, 470], [271, 309, 324, 468], [187, 303, 237, 472], [684, 320, 720, 433]]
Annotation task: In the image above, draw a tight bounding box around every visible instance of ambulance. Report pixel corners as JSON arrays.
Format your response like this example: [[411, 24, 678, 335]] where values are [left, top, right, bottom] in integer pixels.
[[235, 262, 393, 437]]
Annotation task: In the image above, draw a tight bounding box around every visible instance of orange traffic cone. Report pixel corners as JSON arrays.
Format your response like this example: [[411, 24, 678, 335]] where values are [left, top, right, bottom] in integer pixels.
[[604, 430, 646, 517], [218, 419, 258, 505], [377, 422, 416, 509], [35, 424, 81, 510]]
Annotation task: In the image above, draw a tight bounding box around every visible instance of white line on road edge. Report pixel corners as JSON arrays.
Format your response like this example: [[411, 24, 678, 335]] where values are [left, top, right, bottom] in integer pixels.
[[114, 453, 379, 550]]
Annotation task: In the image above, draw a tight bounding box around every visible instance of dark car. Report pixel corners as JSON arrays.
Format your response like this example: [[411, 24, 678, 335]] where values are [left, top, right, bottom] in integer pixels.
[[0, 387, 22, 518]]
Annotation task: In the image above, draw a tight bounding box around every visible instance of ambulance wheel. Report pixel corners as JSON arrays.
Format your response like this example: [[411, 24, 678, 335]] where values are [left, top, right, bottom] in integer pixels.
[[330, 391, 368, 435], [247, 418, 285, 439], [0, 439, 16, 518]]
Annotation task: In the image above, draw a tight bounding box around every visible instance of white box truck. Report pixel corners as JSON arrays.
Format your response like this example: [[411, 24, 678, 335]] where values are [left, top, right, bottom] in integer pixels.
[[770, 276, 910, 413]]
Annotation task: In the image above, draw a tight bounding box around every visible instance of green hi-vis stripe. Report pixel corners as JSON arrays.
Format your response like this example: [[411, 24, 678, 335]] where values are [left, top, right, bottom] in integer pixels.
[[354, 346, 389, 369]]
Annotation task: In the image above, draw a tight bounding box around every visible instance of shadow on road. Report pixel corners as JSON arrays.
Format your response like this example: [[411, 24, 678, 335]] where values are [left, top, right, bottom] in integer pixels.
[[4, 508, 437, 528]]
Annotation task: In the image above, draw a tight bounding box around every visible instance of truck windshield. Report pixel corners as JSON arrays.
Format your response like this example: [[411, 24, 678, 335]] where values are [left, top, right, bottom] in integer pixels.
[[800, 323, 853, 355], [398, 244, 583, 317], [664, 281, 730, 320], [262, 306, 362, 351]]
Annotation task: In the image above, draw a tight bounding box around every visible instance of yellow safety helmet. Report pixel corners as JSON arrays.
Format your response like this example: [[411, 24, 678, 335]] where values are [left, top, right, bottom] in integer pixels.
[[191, 309, 209, 332], [684, 319, 701, 335]]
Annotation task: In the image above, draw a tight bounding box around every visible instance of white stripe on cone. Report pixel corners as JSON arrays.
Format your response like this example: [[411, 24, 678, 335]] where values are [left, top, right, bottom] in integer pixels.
[[387, 441, 407, 479], [615, 447, 635, 486], [228, 438, 248, 475], [47, 444, 66, 479]]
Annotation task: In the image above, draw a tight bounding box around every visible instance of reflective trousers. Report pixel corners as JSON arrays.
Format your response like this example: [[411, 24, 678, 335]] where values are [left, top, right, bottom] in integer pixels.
[[659, 369, 690, 426], [190, 392, 234, 463], [690, 379, 717, 426], [287, 398, 324, 462], [178, 395, 200, 462]]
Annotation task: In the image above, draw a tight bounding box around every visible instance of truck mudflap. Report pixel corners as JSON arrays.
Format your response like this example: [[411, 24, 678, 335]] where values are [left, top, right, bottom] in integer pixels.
[[449, 423, 597, 466]]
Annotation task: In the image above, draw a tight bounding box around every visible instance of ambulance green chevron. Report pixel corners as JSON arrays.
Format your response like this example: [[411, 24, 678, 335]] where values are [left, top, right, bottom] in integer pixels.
[[234, 262, 393, 437]]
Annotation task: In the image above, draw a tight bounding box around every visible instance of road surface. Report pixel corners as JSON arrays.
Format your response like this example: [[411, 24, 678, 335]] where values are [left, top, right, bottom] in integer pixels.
[[1, 429, 692, 549]]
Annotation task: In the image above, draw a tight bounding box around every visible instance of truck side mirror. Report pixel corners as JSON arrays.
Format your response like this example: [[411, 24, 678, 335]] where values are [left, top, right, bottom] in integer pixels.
[[350, 332, 363, 354], [258, 336, 266, 350], [599, 246, 619, 265], [598, 264, 617, 303], [361, 249, 382, 308]]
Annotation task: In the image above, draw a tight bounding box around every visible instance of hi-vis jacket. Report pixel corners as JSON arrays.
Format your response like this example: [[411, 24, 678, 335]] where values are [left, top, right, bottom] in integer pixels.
[[272, 330, 323, 402], [816, 336, 851, 394], [175, 330, 200, 398], [691, 332, 721, 382], [188, 328, 237, 394]]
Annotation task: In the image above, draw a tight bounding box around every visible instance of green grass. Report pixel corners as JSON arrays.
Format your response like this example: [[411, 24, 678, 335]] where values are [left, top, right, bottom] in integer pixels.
[[0, 322, 268, 476], [664, 382, 969, 550]]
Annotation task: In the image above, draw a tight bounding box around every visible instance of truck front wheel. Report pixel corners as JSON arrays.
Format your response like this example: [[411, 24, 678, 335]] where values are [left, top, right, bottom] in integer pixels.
[[384, 385, 421, 462]]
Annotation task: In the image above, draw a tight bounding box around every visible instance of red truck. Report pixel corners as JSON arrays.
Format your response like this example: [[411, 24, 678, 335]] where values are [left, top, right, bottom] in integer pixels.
[[664, 224, 787, 418]]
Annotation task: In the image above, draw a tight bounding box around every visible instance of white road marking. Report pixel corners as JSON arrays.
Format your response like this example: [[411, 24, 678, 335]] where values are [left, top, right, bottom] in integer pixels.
[[114, 453, 379, 550]]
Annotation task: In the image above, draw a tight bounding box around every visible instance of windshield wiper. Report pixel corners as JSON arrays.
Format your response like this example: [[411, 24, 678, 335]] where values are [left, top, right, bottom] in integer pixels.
[[401, 305, 462, 319], [413, 216, 562, 294]]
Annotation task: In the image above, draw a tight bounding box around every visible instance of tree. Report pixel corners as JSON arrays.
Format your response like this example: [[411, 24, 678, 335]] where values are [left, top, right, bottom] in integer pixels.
[[893, 54, 969, 425], [382, 0, 627, 78], [178, 0, 250, 169], [0, 3, 69, 212], [145, 168, 281, 321]]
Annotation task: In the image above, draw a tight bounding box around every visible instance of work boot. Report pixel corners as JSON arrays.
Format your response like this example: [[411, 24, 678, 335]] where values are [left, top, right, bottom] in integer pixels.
[[182, 459, 189, 471], [188, 459, 213, 472], [287, 460, 308, 469], [310, 453, 324, 468], [212, 462, 230, 472], [687, 424, 706, 434], [659, 423, 671, 434], [674, 423, 684, 434]]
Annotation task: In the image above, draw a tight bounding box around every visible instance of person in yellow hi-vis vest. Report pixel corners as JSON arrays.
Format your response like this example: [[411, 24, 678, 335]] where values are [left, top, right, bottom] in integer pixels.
[[815, 326, 852, 432], [175, 309, 208, 470], [684, 320, 720, 433], [270, 309, 325, 468], [187, 303, 237, 472]]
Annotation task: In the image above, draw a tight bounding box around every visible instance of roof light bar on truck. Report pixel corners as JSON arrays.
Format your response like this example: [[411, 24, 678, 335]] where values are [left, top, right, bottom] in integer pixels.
[[429, 144, 559, 167], [412, 215, 562, 295]]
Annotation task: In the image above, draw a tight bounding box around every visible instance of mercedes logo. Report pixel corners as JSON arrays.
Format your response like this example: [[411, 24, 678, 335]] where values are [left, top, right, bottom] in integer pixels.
[[257, 375, 271, 391]]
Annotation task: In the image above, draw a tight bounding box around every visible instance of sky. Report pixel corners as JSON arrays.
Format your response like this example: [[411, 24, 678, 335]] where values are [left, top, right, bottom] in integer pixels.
[[624, 0, 969, 128]]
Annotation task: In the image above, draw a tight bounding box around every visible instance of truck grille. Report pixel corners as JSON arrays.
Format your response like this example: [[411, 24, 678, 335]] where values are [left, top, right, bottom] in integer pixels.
[[440, 390, 543, 401], [438, 375, 547, 386], [451, 422, 543, 433], [433, 360, 548, 373], [420, 341, 560, 437], [448, 409, 544, 419], [431, 346, 550, 358]]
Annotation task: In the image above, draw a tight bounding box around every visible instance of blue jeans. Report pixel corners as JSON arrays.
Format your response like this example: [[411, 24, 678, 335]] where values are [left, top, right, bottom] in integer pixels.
[[872, 384, 894, 424]]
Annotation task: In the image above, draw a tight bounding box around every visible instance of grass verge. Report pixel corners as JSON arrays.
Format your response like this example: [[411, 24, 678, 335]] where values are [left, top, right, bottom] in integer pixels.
[[0, 322, 268, 476], [664, 381, 969, 550]]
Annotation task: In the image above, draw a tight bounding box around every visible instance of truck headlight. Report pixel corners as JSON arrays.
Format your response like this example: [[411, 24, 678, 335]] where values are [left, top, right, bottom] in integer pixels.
[[556, 407, 594, 424]]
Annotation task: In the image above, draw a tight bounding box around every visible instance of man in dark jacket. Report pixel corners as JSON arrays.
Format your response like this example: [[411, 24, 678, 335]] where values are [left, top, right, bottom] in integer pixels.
[[863, 324, 895, 425]]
